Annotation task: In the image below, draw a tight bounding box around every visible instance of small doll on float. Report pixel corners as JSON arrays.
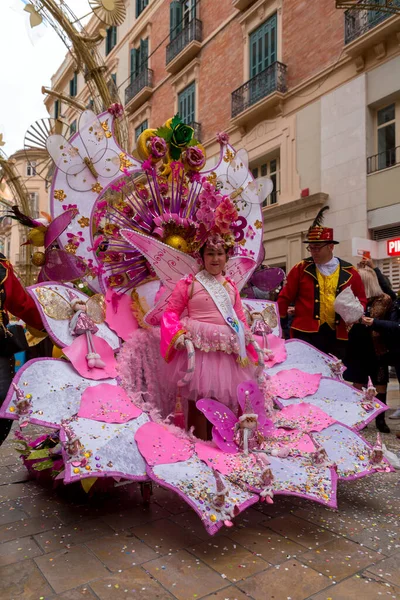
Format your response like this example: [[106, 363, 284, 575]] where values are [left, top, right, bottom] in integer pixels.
[[160, 232, 269, 439]]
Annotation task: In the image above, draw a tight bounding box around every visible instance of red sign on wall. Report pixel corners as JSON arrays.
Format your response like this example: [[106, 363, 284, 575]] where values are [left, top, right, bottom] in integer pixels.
[[387, 238, 400, 257]]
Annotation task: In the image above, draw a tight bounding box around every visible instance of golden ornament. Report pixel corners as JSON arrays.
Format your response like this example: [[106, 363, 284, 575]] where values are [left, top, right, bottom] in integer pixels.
[[31, 251, 46, 267], [136, 128, 157, 160], [28, 227, 46, 247], [164, 234, 188, 253]]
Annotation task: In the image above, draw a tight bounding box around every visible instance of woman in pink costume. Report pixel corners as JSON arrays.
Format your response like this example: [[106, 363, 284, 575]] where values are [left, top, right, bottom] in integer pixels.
[[160, 234, 267, 437]]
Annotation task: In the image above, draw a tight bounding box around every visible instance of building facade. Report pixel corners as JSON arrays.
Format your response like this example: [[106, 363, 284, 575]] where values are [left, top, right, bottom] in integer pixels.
[[44, 0, 400, 286], [0, 149, 49, 284]]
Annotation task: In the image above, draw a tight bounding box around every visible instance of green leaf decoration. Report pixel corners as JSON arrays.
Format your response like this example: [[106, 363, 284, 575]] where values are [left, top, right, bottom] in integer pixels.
[[154, 125, 172, 141], [171, 113, 182, 129], [187, 138, 199, 147], [28, 448, 51, 460], [33, 459, 54, 471], [169, 145, 182, 160]]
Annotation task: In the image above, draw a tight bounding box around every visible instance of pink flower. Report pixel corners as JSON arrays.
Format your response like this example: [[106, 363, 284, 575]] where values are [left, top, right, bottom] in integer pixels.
[[62, 203, 78, 212], [214, 198, 238, 234], [216, 131, 230, 145], [150, 136, 167, 159], [246, 225, 255, 240], [108, 103, 124, 118], [182, 146, 206, 171], [142, 159, 155, 174]]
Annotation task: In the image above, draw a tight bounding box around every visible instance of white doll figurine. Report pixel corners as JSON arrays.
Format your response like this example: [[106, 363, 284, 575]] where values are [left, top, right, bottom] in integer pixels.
[[68, 290, 106, 369], [234, 392, 265, 454]]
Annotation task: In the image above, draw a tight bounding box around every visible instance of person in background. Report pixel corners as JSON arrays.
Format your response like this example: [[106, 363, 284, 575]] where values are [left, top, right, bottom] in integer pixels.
[[362, 289, 400, 420], [359, 253, 397, 301], [344, 266, 392, 433], [278, 207, 366, 360], [0, 254, 43, 445]]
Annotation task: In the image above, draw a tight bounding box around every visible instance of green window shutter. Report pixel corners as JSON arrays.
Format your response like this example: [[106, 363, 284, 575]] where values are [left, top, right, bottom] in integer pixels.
[[170, 1, 183, 40], [135, 119, 148, 141], [69, 72, 77, 97], [54, 99, 60, 119], [139, 38, 149, 71], [112, 26, 117, 48], [249, 13, 277, 78], [130, 47, 138, 82], [111, 73, 117, 85], [136, 0, 149, 17], [70, 119, 77, 135], [178, 82, 195, 124]]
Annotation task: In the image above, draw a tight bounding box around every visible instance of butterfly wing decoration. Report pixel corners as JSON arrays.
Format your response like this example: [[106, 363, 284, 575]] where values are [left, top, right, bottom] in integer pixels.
[[196, 399, 239, 453], [86, 294, 106, 324], [46, 111, 120, 192], [44, 208, 77, 249], [120, 230, 199, 290], [34, 286, 74, 320], [77, 110, 121, 180], [225, 255, 257, 291], [250, 267, 285, 293]]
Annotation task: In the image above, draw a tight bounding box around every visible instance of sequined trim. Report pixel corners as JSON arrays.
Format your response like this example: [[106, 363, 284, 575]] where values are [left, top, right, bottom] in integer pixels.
[[165, 328, 187, 363]]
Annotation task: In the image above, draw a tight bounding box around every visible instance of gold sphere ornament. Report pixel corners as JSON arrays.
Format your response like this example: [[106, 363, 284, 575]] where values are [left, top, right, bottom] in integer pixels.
[[28, 227, 46, 247], [31, 251, 46, 267], [164, 234, 188, 254]]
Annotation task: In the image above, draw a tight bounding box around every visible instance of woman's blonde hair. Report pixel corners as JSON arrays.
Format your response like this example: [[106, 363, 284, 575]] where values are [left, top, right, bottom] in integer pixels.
[[358, 265, 384, 299]]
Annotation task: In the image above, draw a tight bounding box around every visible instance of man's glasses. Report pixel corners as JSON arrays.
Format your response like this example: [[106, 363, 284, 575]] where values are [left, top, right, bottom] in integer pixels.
[[306, 244, 329, 252]]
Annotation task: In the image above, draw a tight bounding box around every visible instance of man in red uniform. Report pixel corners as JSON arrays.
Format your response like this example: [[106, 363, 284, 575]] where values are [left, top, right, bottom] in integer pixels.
[[0, 254, 43, 444], [278, 207, 366, 360]]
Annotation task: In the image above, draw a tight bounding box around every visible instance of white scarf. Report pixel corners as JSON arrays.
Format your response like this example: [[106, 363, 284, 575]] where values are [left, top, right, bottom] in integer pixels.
[[316, 257, 339, 277], [195, 270, 248, 364]]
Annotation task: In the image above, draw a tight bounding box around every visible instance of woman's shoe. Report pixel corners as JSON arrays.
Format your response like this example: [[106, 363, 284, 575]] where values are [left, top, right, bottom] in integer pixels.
[[389, 407, 400, 419]]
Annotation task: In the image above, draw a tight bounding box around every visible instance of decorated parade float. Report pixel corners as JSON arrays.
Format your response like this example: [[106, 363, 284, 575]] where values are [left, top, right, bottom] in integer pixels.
[[0, 107, 394, 535]]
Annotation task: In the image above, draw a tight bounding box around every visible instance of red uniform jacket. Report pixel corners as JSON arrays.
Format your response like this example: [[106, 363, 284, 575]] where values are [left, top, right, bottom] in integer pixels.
[[0, 255, 43, 331], [277, 258, 367, 341]]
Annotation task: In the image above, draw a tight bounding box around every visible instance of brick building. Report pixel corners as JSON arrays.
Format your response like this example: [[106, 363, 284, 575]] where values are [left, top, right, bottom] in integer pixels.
[[45, 0, 400, 288]]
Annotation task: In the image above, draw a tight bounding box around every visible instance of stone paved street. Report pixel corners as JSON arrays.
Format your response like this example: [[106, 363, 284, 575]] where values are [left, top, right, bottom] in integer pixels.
[[0, 384, 399, 600]]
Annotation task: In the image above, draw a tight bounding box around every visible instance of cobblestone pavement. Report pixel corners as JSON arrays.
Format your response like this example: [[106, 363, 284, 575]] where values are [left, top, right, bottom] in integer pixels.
[[0, 383, 399, 600]]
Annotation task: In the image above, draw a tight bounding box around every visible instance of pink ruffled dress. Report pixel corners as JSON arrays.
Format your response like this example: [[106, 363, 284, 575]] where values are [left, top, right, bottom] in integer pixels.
[[160, 273, 261, 415]]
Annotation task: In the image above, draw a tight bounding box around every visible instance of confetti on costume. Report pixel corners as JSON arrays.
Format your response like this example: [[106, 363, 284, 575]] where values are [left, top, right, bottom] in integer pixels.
[[0, 109, 393, 535]]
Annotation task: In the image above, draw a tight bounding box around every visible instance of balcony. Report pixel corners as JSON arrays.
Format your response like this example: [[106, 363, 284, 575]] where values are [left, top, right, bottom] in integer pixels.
[[367, 147, 400, 211], [166, 19, 202, 74], [189, 121, 202, 142], [231, 61, 287, 126], [232, 0, 255, 10], [367, 146, 400, 174], [125, 68, 153, 114], [0, 216, 12, 234], [344, 1, 400, 57]]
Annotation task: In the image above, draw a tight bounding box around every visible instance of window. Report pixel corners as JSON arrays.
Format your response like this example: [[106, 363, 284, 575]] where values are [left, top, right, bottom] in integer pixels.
[[70, 119, 77, 135], [69, 72, 77, 97], [135, 120, 148, 142], [111, 73, 117, 85], [249, 14, 277, 79], [377, 104, 396, 171], [106, 26, 117, 55], [54, 99, 60, 119], [251, 157, 280, 207], [29, 192, 39, 218], [136, 0, 149, 17], [26, 161, 37, 177], [178, 82, 195, 125], [130, 38, 149, 83], [170, 0, 196, 40]]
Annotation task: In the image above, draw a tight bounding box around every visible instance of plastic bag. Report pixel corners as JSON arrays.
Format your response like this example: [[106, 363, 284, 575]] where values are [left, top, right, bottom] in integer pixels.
[[334, 287, 364, 325]]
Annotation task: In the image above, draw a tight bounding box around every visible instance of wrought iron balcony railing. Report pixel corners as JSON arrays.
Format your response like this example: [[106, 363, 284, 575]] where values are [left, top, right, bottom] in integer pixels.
[[367, 146, 400, 174], [166, 19, 202, 64], [188, 121, 201, 142], [125, 68, 153, 105], [344, 0, 400, 44], [231, 61, 287, 118]]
